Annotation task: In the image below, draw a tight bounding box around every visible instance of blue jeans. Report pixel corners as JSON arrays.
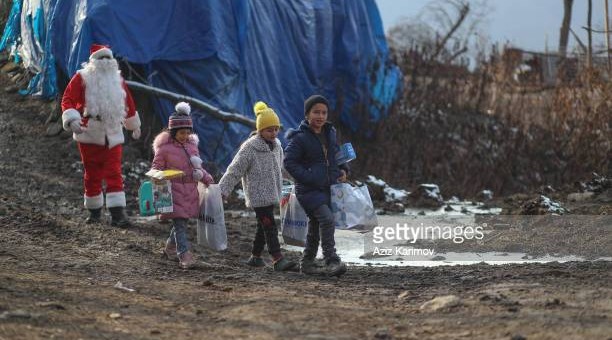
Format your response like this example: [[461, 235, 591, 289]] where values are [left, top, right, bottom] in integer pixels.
[[304, 204, 339, 262], [167, 218, 189, 255]]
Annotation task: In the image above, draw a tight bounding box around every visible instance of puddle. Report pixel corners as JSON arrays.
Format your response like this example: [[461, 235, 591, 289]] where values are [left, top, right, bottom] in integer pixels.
[[138, 207, 611, 267], [284, 228, 612, 267]]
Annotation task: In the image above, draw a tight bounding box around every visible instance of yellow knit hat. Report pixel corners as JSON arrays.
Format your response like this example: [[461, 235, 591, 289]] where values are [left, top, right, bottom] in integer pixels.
[[254, 101, 280, 131]]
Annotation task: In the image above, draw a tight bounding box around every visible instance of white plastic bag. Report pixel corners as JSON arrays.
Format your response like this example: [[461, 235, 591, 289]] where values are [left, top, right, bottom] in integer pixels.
[[331, 183, 378, 229], [197, 183, 227, 251], [280, 187, 309, 247]]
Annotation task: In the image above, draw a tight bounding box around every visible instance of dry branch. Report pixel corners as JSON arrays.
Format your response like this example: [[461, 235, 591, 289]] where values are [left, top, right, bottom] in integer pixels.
[[125, 81, 255, 129]]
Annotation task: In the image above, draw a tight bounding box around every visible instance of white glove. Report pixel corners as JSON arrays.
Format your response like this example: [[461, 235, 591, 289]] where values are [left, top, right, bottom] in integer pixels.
[[193, 169, 204, 181], [69, 120, 84, 134], [132, 128, 141, 140]]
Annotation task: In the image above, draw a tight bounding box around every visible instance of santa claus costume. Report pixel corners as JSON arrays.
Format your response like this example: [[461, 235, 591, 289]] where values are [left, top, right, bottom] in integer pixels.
[[61, 44, 141, 226]]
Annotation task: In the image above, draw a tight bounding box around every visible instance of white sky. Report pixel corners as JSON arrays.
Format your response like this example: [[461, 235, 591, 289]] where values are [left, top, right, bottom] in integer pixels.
[[376, 0, 609, 53]]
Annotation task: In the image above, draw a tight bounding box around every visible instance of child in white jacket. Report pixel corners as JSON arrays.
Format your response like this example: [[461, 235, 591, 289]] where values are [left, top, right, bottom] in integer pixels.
[[219, 101, 296, 271]]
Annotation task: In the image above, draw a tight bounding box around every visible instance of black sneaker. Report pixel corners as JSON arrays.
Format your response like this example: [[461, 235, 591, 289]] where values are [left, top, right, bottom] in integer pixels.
[[246, 256, 265, 267], [325, 258, 347, 277], [273, 258, 297, 272]]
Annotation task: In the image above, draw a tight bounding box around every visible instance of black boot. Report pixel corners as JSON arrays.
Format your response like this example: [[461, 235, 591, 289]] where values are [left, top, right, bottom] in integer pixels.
[[85, 208, 102, 224], [300, 255, 326, 275], [109, 207, 130, 227], [325, 257, 347, 277]]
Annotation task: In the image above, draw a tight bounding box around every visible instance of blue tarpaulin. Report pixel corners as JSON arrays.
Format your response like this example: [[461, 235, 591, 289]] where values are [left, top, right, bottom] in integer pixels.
[[0, 0, 22, 63], [0, 0, 58, 97], [2, 0, 401, 168]]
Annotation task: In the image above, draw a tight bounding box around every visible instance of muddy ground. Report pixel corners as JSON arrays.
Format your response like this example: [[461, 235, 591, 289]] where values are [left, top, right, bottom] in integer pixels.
[[0, 77, 611, 340]]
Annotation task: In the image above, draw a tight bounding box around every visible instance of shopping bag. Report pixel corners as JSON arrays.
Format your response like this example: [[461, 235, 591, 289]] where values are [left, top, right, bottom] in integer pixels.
[[197, 183, 227, 251], [331, 183, 378, 229], [138, 181, 156, 216], [280, 187, 309, 247]]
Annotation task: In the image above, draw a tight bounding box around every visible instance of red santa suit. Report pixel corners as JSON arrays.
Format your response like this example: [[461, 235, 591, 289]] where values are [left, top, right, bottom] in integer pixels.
[[61, 44, 141, 210]]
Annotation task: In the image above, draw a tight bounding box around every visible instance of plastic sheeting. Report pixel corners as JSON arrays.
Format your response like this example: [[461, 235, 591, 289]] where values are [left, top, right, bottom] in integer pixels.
[[2, 0, 402, 168], [0, 0, 57, 97], [0, 0, 22, 62]]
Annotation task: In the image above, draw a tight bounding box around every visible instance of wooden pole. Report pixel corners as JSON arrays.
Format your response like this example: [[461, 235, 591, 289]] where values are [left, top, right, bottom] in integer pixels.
[[559, 0, 574, 57], [605, 0, 611, 72], [587, 0, 593, 69]]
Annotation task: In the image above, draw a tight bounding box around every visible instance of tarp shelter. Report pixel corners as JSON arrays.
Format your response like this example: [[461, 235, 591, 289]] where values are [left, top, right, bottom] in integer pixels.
[[1, 0, 402, 168]]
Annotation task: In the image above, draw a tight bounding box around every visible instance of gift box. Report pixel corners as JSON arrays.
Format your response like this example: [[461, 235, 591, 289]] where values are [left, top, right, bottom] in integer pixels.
[[336, 143, 356, 165]]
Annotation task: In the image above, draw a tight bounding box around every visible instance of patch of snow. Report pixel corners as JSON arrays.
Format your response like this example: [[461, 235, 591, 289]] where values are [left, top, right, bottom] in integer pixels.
[[384, 186, 409, 202], [481, 190, 493, 200], [366, 175, 410, 202], [235, 189, 245, 200], [539, 195, 567, 214], [366, 175, 386, 187], [420, 184, 442, 201], [448, 196, 461, 203], [366, 175, 409, 203]]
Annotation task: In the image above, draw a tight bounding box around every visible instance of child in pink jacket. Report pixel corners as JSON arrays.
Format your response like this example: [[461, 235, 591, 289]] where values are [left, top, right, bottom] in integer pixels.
[[151, 102, 214, 269]]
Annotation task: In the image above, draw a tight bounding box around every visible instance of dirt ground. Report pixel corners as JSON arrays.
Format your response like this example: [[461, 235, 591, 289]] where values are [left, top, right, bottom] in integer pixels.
[[0, 78, 611, 340]]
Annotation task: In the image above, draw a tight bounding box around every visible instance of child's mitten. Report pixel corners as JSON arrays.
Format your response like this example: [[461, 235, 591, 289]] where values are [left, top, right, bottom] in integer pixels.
[[190, 156, 203, 169], [193, 169, 204, 181]]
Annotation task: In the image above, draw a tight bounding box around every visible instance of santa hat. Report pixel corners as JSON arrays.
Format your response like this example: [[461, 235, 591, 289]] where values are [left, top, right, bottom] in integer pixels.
[[168, 102, 193, 130], [89, 44, 113, 60]]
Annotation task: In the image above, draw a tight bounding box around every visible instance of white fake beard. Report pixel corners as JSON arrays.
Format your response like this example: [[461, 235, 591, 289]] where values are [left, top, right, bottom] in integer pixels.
[[80, 59, 126, 129]]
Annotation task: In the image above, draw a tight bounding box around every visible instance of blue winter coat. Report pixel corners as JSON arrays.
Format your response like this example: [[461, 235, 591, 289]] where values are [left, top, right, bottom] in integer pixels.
[[284, 120, 348, 212]]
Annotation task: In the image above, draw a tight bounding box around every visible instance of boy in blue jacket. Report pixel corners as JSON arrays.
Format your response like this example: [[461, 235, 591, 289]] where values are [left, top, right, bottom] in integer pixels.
[[284, 95, 348, 277]]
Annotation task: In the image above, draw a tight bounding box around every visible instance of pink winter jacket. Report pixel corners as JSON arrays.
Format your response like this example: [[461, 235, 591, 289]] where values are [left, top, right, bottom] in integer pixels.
[[152, 131, 213, 219]]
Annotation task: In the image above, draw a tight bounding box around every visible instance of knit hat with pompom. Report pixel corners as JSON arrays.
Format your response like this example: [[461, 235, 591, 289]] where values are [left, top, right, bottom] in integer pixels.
[[254, 101, 280, 131], [168, 102, 193, 130]]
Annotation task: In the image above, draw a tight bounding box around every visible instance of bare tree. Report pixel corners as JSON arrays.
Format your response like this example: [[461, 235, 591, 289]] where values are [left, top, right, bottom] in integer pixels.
[[558, 0, 574, 57], [429, 0, 471, 60], [387, 20, 437, 52], [387, 0, 490, 64]]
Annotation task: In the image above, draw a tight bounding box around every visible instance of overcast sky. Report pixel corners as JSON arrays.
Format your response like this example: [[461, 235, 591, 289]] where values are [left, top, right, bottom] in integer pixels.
[[376, 0, 608, 53]]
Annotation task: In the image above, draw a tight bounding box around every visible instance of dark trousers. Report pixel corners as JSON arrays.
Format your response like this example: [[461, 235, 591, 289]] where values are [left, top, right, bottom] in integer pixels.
[[303, 204, 339, 261], [252, 205, 282, 259]]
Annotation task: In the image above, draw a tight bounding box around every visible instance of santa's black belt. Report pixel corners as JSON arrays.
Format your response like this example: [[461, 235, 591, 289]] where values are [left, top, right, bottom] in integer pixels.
[[84, 115, 102, 121]]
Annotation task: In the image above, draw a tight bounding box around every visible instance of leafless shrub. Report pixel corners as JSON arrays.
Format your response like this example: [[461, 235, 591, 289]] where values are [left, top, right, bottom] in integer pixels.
[[346, 1, 609, 198]]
